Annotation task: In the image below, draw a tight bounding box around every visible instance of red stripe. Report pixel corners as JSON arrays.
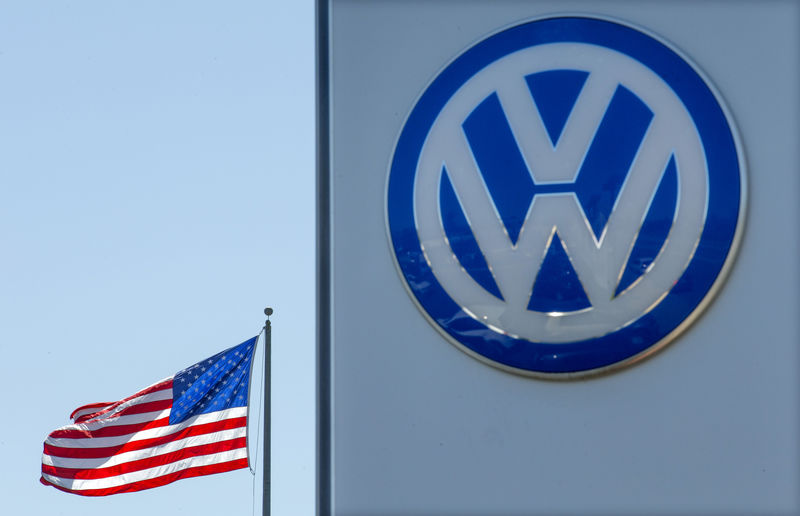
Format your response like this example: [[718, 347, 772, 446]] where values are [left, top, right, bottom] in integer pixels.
[[49, 411, 172, 439], [40, 458, 249, 496], [69, 379, 173, 422], [72, 403, 114, 422], [74, 399, 172, 424], [44, 417, 247, 459], [102, 399, 172, 418], [43, 437, 247, 480], [75, 413, 106, 424]]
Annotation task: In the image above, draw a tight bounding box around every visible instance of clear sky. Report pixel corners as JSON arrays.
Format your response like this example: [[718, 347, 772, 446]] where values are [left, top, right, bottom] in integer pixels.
[[1, 2, 314, 514]]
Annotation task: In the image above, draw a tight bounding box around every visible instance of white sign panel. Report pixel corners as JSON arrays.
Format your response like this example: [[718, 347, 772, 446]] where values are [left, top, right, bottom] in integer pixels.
[[319, 1, 799, 514]]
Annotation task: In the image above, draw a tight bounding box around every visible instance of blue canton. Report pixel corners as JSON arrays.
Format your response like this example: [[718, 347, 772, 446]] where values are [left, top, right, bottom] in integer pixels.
[[169, 336, 257, 425]]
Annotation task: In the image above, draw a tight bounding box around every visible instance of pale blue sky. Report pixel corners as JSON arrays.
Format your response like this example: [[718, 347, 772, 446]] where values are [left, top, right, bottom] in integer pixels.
[[1, 2, 314, 514]]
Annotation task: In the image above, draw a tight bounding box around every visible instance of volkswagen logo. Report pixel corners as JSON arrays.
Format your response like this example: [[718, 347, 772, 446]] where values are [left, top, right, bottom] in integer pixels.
[[386, 16, 745, 378]]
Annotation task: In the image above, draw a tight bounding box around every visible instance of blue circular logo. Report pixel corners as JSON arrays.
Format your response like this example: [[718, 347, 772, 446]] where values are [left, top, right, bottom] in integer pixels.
[[386, 17, 744, 377]]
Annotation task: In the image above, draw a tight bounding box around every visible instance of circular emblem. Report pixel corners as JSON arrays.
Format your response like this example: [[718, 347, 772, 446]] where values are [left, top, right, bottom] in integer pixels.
[[386, 16, 745, 377]]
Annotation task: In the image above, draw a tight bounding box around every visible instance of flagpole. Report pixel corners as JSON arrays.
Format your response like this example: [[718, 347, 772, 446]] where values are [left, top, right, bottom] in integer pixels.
[[263, 307, 272, 516]]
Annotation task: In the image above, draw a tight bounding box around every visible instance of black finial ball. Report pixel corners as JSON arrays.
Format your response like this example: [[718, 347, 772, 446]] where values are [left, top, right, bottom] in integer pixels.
[[264, 307, 274, 317]]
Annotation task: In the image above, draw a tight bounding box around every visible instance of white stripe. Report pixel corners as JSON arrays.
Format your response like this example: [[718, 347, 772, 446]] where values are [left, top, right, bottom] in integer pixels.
[[57, 389, 173, 434], [43, 427, 246, 469], [45, 407, 247, 448], [69, 377, 173, 423], [42, 448, 248, 491], [71, 405, 114, 422], [68, 409, 173, 434], [49, 401, 173, 440], [78, 388, 173, 424], [77, 409, 171, 428]]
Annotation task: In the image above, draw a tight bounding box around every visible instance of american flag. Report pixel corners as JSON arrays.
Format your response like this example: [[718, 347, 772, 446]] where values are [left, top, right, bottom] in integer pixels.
[[41, 336, 258, 496]]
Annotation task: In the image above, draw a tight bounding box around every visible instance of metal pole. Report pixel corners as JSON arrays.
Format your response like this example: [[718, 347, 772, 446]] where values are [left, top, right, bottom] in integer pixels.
[[263, 307, 273, 516]]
